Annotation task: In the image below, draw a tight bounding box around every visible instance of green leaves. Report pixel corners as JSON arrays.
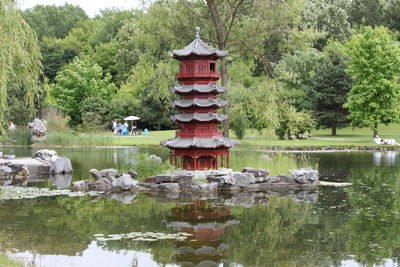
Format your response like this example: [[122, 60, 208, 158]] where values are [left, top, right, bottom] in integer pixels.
[[345, 26, 400, 132], [0, 0, 42, 135], [50, 56, 117, 125]]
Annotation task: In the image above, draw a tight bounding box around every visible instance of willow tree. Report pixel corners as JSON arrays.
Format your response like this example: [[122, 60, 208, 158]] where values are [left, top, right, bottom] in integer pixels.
[[0, 0, 42, 135]]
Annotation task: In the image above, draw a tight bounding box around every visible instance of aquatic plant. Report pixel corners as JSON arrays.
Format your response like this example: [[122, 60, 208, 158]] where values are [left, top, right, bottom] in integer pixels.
[[0, 186, 102, 201]]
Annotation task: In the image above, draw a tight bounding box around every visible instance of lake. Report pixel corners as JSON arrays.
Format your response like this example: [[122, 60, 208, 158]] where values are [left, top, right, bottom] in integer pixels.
[[1, 146, 400, 267]]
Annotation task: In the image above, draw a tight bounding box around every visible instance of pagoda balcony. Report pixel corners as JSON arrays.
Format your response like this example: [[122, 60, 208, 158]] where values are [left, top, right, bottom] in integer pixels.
[[176, 72, 221, 79]]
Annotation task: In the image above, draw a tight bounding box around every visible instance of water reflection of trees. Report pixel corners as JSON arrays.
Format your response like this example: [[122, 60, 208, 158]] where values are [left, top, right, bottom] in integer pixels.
[[346, 165, 400, 265]]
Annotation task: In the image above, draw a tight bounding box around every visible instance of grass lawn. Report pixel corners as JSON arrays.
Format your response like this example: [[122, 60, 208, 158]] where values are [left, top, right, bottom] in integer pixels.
[[239, 123, 400, 148], [2, 124, 400, 148]]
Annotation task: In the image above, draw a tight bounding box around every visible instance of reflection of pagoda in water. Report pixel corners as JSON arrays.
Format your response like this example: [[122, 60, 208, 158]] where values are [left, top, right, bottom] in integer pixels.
[[167, 200, 239, 266]]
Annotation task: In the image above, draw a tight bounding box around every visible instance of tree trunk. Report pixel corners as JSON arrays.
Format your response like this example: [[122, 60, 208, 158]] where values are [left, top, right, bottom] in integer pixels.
[[331, 126, 337, 136], [206, 0, 230, 137], [373, 122, 378, 137]]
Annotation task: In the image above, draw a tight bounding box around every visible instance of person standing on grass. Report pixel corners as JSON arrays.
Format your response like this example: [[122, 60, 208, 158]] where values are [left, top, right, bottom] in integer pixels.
[[112, 119, 118, 135], [8, 122, 15, 131]]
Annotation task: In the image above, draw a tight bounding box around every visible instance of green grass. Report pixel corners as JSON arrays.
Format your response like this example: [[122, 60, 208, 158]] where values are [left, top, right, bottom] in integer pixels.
[[1, 124, 399, 149], [0, 253, 24, 267], [238, 124, 400, 148]]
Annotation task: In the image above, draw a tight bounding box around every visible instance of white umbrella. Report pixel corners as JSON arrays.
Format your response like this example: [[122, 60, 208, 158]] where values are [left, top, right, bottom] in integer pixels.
[[124, 116, 140, 121]]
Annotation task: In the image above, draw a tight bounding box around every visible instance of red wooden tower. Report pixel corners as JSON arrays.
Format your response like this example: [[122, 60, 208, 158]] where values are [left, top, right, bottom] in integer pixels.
[[161, 28, 238, 170]]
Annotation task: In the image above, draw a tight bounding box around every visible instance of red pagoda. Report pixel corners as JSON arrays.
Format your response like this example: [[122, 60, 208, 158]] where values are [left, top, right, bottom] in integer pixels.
[[161, 28, 238, 170]]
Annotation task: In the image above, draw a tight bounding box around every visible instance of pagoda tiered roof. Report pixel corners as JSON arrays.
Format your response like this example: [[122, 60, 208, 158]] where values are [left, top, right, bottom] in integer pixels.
[[161, 137, 239, 149], [172, 98, 227, 108], [170, 36, 228, 59], [171, 84, 226, 94], [171, 113, 227, 123]]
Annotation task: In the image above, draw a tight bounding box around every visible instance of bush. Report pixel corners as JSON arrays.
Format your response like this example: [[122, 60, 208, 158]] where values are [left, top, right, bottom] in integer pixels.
[[127, 153, 171, 181], [41, 107, 70, 131]]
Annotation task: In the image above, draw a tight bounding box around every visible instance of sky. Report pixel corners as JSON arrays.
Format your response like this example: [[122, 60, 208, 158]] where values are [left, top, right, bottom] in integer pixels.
[[18, 0, 143, 17]]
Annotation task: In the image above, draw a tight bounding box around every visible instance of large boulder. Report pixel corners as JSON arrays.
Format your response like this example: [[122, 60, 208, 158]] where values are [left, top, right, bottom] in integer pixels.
[[206, 174, 235, 187], [87, 179, 113, 191], [71, 180, 89, 191], [155, 183, 181, 192], [89, 168, 118, 182], [112, 175, 138, 191], [35, 149, 58, 162], [189, 182, 218, 193], [242, 167, 269, 177], [230, 172, 256, 187], [290, 168, 319, 184], [0, 165, 13, 179], [50, 157, 73, 174], [28, 119, 47, 142]]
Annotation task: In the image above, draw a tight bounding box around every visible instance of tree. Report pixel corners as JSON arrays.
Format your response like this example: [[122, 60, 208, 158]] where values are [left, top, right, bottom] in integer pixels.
[[0, 0, 42, 135], [344, 26, 400, 136], [22, 3, 88, 40], [50, 56, 116, 126], [310, 42, 352, 136], [275, 48, 323, 111]]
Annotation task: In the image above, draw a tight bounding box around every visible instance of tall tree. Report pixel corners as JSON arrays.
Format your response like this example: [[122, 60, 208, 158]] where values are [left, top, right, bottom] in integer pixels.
[[50, 56, 116, 125], [310, 42, 352, 136], [22, 3, 88, 40], [0, 0, 42, 135], [344, 26, 400, 136]]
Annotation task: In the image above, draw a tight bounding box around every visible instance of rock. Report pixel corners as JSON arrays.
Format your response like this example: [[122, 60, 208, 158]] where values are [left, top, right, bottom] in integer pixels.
[[206, 174, 235, 187], [3, 154, 15, 159], [87, 179, 113, 191], [156, 183, 181, 192], [148, 155, 162, 164], [242, 167, 269, 177], [230, 172, 256, 187], [290, 168, 318, 184], [8, 164, 30, 178], [35, 149, 58, 162], [89, 168, 118, 182], [28, 118, 47, 142], [50, 157, 73, 174], [195, 246, 217, 255], [189, 182, 218, 193], [154, 174, 194, 188], [71, 180, 89, 191], [0, 152, 3, 157], [0, 165, 13, 179], [112, 175, 138, 191], [124, 170, 138, 178]]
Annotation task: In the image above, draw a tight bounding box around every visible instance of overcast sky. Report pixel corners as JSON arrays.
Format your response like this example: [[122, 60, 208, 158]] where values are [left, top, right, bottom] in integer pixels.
[[18, 0, 143, 17]]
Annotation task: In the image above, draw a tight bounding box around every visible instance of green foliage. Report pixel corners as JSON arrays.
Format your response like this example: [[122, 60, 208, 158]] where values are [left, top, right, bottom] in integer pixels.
[[0, 253, 23, 267], [41, 107, 70, 131], [80, 96, 111, 131], [138, 60, 177, 130], [276, 48, 323, 110], [22, 3, 88, 40], [310, 41, 352, 135], [4, 128, 33, 145], [40, 37, 80, 82], [0, 0, 42, 136], [50, 56, 117, 126], [129, 153, 172, 181], [344, 26, 400, 134]]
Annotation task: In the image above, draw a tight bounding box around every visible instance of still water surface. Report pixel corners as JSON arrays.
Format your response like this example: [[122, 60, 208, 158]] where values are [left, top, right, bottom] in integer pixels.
[[1, 146, 400, 267]]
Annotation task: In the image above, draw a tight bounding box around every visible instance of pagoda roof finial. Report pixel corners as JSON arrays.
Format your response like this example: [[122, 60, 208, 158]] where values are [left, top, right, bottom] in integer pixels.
[[169, 27, 228, 59]]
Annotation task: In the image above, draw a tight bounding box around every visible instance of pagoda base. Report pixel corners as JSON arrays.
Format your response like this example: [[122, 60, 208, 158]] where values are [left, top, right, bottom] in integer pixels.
[[170, 148, 230, 170]]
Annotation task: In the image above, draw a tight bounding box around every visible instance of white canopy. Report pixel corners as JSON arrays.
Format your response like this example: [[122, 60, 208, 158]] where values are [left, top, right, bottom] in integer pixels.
[[124, 116, 140, 121]]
